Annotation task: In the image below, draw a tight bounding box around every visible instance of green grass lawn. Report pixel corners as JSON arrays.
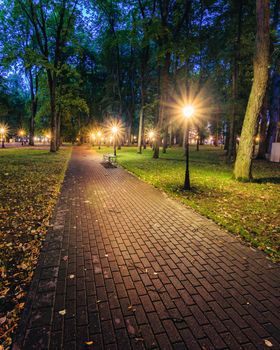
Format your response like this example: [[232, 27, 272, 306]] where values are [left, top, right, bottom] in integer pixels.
[[0, 147, 71, 348], [97, 145, 280, 261]]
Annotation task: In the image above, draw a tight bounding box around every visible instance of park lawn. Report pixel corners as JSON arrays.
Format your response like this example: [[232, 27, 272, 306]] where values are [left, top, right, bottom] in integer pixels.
[[0, 147, 71, 349], [97, 145, 280, 262]]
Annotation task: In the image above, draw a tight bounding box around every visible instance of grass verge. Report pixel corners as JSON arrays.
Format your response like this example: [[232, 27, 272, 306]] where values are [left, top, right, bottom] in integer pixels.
[[97, 145, 280, 262], [0, 147, 72, 349]]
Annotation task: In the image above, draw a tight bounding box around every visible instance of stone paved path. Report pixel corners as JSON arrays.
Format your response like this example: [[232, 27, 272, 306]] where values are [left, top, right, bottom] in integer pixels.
[[14, 146, 280, 350]]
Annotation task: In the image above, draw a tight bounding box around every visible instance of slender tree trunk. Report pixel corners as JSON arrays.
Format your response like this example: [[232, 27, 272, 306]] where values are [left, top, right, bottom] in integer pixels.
[[227, 69, 237, 160], [227, 0, 243, 162], [257, 98, 268, 158], [154, 51, 171, 158], [56, 112, 61, 150], [264, 0, 280, 152], [234, 0, 270, 181], [47, 71, 57, 152], [138, 107, 143, 153], [162, 127, 168, 153], [28, 70, 38, 146], [266, 74, 280, 152]]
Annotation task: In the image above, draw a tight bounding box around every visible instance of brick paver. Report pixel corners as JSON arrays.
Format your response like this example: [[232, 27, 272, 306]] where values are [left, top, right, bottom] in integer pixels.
[[13, 146, 280, 350]]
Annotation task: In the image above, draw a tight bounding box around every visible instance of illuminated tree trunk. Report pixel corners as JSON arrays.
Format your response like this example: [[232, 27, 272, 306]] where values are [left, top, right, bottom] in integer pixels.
[[234, 0, 270, 180], [154, 52, 170, 158]]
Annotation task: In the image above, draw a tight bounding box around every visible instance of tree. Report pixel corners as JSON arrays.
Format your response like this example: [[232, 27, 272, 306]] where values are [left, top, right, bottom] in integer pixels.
[[17, 0, 79, 152], [234, 0, 270, 181]]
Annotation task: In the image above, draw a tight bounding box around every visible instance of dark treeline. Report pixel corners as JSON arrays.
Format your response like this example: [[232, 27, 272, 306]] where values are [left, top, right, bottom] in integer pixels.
[[0, 0, 277, 180]]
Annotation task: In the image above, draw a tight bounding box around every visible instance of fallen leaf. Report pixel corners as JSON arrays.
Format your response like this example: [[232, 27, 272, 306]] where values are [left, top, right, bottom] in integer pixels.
[[0, 316, 6, 325], [264, 339, 273, 347], [85, 341, 94, 345], [59, 309, 66, 315], [69, 274, 75, 279], [62, 256, 68, 261], [135, 337, 144, 342], [17, 302, 25, 309]]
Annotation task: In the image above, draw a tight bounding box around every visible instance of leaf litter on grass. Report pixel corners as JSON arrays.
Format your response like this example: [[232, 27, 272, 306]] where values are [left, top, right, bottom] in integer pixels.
[[0, 148, 71, 349]]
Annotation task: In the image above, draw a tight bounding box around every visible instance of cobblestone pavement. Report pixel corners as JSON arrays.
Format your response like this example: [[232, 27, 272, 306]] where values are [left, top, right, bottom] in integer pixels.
[[13, 146, 280, 350]]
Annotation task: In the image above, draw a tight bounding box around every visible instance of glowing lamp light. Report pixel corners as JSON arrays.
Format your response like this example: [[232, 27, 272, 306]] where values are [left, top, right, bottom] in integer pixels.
[[0, 128, 5, 134], [97, 131, 102, 137], [148, 131, 155, 139], [91, 133, 96, 140], [182, 105, 195, 118], [111, 126, 119, 134]]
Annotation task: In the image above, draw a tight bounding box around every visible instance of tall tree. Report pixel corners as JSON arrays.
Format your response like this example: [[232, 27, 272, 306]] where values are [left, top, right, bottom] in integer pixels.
[[17, 0, 78, 152], [234, 0, 270, 180]]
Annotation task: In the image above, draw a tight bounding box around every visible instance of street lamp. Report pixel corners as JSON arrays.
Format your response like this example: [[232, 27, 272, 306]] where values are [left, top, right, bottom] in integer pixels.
[[148, 130, 155, 148], [19, 129, 25, 145], [91, 133, 96, 146], [0, 124, 8, 148], [182, 105, 195, 190], [111, 126, 119, 156], [97, 131, 102, 149]]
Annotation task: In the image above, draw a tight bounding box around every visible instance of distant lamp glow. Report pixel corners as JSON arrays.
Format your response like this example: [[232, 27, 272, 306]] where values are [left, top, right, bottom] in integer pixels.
[[255, 135, 260, 142], [148, 131, 155, 139], [0, 123, 8, 148], [96, 131, 102, 149], [105, 119, 124, 156], [111, 126, 119, 135], [182, 105, 195, 118]]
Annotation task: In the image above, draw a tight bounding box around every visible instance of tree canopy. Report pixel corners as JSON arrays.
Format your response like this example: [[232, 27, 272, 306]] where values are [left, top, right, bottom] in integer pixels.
[[0, 0, 278, 177]]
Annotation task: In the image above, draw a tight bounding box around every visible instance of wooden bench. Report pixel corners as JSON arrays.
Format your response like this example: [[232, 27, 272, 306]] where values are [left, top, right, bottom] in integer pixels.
[[103, 153, 117, 164]]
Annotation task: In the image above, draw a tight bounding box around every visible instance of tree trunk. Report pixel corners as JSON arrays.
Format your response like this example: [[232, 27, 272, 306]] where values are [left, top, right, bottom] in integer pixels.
[[28, 69, 38, 146], [56, 112, 61, 150], [257, 99, 268, 159], [154, 51, 171, 158], [227, 69, 237, 160], [227, 0, 243, 162], [234, 0, 270, 181], [137, 107, 143, 153], [47, 71, 57, 152], [266, 74, 280, 152], [162, 127, 168, 153]]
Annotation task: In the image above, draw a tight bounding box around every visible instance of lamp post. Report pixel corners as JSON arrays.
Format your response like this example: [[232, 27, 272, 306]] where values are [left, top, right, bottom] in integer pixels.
[[182, 105, 195, 190], [148, 130, 155, 149], [0, 127, 6, 148], [111, 126, 118, 156], [19, 129, 25, 145], [91, 133, 96, 146], [97, 131, 102, 149]]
